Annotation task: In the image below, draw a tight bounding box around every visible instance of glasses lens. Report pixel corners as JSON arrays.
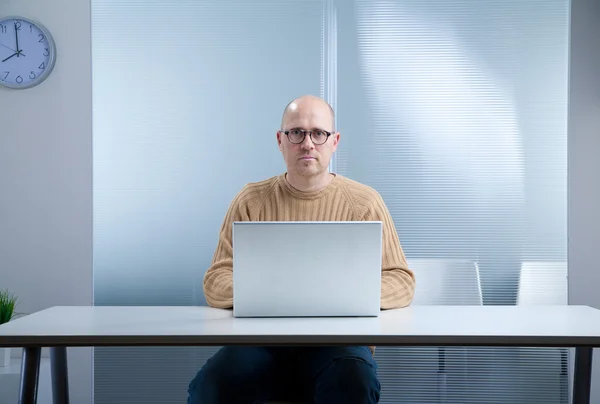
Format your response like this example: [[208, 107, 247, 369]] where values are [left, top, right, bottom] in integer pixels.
[[311, 130, 328, 145], [287, 129, 305, 143]]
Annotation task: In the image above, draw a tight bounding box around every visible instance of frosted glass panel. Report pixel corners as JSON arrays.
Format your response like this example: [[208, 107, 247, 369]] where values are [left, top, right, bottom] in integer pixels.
[[92, 0, 326, 402], [336, 0, 569, 403], [336, 0, 568, 302], [92, 0, 326, 305]]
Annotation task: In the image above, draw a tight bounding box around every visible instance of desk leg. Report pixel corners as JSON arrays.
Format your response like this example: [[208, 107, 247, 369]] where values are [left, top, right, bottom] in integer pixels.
[[19, 347, 41, 404], [50, 347, 70, 404], [573, 347, 593, 404]]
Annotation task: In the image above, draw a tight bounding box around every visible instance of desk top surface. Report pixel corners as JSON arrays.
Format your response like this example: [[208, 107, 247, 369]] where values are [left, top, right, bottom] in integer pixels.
[[1, 305, 600, 347]]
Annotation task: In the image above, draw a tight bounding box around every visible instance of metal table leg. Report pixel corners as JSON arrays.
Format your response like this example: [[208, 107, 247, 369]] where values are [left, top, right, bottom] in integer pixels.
[[573, 347, 593, 404], [19, 347, 42, 404], [50, 347, 70, 404]]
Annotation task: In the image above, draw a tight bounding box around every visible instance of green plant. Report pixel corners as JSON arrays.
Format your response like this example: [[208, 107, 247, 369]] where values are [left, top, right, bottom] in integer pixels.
[[0, 289, 18, 325]]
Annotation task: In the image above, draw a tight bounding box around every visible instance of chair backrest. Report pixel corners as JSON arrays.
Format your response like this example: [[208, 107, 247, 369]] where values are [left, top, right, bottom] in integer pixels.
[[408, 258, 483, 305], [517, 261, 567, 305]]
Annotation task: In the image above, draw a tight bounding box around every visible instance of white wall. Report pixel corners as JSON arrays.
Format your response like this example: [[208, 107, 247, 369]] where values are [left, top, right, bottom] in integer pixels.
[[568, 0, 600, 402], [0, 0, 92, 403]]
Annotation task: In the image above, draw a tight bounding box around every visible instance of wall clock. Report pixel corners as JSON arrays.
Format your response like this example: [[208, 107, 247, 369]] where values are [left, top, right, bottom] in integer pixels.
[[0, 16, 56, 89]]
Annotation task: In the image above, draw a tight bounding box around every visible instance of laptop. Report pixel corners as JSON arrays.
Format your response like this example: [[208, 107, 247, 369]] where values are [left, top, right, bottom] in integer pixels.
[[232, 221, 382, 317]]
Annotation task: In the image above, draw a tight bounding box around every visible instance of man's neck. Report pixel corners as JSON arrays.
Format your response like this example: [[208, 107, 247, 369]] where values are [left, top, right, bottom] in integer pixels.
[[285, 172, 334, 193]]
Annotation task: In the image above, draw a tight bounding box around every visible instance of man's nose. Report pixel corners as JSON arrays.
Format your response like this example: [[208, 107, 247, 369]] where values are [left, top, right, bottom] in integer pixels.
[[300, 133, 315, 149]]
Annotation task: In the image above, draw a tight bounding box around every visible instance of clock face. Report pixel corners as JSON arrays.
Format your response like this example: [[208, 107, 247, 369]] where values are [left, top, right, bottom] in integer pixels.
[[0, 16, 56, 89]]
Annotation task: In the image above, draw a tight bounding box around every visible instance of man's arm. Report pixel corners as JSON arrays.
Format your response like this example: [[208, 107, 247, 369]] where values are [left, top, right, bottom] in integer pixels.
[[203, 189, 250, 308], [365, 192, 416, 309]]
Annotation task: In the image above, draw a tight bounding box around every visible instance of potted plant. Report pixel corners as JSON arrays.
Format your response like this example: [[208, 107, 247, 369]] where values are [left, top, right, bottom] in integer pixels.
[[0, 289, 18, 367]]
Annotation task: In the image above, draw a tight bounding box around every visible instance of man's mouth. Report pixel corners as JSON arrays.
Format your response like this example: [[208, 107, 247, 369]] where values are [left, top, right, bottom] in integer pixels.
[[300, 156, 315, 160]]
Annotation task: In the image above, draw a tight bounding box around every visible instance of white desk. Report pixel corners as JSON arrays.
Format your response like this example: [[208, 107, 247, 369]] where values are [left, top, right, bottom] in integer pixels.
[[1, 305, 599, 404]]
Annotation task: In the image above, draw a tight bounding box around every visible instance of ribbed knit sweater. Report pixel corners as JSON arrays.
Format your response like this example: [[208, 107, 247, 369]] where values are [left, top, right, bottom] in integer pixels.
[[203, 173, 415, 311]]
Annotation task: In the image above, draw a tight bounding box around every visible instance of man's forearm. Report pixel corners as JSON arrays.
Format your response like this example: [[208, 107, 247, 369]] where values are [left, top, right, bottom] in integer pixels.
[[203, 268, 234, 309], [380, 269, 415, 309]]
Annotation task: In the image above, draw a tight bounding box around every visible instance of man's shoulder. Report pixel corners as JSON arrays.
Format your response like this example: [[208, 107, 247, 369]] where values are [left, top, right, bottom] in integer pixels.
[[337, 174, 383, 202], [335, 175, 388, 219], [233, 174, 280, 205]]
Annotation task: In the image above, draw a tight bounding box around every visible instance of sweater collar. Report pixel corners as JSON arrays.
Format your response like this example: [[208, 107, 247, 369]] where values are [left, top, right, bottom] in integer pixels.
[[277, 172, 342, 200]]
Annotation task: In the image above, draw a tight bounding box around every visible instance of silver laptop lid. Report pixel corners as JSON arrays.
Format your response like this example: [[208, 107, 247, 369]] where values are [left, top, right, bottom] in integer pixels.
[[232, 221, 382, 317]]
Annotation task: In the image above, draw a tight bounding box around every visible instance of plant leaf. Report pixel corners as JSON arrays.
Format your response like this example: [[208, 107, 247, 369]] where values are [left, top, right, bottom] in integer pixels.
[[0, 289, 18, 325]]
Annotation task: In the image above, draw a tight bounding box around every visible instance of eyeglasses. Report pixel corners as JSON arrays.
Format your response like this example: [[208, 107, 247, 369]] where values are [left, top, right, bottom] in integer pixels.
[[280, 128, 333, 145]]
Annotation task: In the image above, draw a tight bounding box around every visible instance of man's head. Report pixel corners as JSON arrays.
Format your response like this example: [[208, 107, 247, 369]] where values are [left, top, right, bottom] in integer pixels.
[[277, 95, 340, 180]]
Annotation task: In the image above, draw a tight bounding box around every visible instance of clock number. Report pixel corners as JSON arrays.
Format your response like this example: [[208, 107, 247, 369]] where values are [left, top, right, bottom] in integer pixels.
[[30, 24, 34, 33], [15, 22, 21, 31], [43, 48, 49, 56], [39, 62, 45, 70], [38, 33, 44, 43], [0, 24, 6, 34], [15, 75, 23, 84], [1, 71, 8, 81], [29, 71, 36, 79]]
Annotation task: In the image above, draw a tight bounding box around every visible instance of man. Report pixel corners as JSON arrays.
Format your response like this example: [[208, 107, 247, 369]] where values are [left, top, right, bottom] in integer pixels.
[[188, 95, 415, 404]]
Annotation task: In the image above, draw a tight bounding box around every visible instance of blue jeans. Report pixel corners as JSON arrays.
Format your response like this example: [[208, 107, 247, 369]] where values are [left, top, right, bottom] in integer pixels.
[[187, 346, 380, 403]]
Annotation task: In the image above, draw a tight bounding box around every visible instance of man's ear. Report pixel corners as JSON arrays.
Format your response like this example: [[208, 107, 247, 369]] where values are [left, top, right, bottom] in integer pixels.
[[276, 130, 283, 151], [332, 132, 341, 150]]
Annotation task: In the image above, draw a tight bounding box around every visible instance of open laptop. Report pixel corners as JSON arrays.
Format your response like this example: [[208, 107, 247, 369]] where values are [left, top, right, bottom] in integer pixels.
[[232, 221, 382, 317]]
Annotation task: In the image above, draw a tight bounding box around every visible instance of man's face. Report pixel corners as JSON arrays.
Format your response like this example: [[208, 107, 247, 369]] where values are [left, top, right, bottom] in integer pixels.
[[277, 99, 340, 178]]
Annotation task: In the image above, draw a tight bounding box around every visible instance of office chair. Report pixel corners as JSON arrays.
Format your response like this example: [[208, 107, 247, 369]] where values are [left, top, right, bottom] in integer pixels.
[[517, 260, 569, 404]]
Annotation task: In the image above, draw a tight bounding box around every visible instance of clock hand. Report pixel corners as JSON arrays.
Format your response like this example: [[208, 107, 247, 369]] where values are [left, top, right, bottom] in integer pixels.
[[2, 52, 18, 63], [14, 22, 21, 57], [0, 43, 18, 53]]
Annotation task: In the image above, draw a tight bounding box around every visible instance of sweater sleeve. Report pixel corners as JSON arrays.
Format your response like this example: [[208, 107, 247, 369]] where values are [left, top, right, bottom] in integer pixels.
[[202, 188, 251, 308], [364, 192, 416, 309]]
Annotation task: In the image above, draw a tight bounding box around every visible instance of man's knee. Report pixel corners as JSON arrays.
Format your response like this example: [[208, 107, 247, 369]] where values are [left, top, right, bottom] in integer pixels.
[[187, 347, 276, 404], [315, 358, 381, 403]]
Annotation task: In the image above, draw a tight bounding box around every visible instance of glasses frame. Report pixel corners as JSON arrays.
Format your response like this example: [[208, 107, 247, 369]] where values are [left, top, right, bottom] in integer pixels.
[[280, 128, 333, 145]]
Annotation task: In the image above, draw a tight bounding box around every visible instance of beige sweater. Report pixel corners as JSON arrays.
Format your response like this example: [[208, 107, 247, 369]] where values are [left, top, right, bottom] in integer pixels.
[[203, 173, 416, 311]]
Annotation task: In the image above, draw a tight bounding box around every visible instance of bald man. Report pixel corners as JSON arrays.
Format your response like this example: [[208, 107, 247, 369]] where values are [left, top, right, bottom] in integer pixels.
[[187, 95, 415, 404]]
